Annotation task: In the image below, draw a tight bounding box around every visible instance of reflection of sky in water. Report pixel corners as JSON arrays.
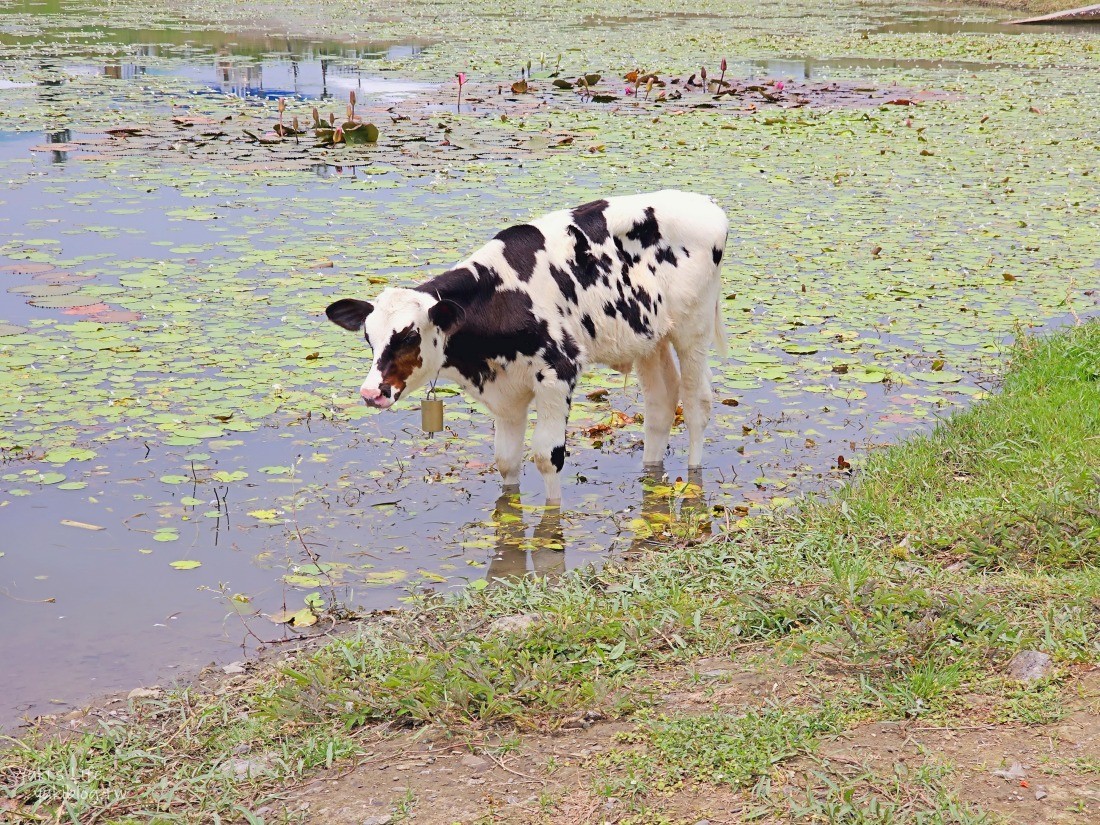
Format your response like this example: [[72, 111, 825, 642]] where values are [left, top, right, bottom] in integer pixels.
[[98, 45, 430, 100], [730, 55, 1006, 81]]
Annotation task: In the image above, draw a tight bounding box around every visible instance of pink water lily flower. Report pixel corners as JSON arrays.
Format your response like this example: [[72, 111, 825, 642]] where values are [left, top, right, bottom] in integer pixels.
[[775, 80, 785, 91]]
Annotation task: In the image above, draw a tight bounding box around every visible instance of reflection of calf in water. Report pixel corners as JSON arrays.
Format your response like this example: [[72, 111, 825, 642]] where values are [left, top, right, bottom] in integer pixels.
[[627, 468, 712, 555], [483, 469, 712, 585], [484, 494, 567, 583]]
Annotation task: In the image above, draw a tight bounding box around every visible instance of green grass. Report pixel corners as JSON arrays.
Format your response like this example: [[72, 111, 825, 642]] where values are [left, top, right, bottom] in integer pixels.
[[756, 757, 997, 824], [594, 703, 846, 799], [837, 328, 1100, 570], [4, 323, 1099, 822]]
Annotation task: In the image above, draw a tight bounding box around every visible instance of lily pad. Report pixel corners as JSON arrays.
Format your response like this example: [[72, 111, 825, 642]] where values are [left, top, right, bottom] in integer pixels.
[[43, 447, 96, 464], [910, 371, 964, 384], [363, 569, 409, 585], [27, 294, 98, 309], [211, 471, 248, 483]]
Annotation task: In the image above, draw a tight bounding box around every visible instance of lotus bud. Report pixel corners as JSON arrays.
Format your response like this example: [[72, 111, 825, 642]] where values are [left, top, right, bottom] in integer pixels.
[[456, 72, 467, 109]]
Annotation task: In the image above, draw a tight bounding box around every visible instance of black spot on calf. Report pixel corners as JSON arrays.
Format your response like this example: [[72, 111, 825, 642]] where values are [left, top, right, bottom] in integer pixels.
[[655, 244, 679, 267], [626, 206, 661, 248], [550, 444, 566, 472], [615, 297, 651, 337], [567, 225, 606, 290], [581, 314, 596, 338], [549, 264, 578, 304], [494, 223, 545, 281], [442, 289, 549, 392], [570, 199, 610, 244]]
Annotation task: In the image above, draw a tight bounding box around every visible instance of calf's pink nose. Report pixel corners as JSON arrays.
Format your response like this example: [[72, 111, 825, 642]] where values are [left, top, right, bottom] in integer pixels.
[[360, 387, 381, 401]]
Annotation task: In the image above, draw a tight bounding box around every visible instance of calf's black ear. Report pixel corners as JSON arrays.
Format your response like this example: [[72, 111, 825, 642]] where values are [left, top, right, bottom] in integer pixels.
[[428, 299, 463, 333], [326, 299, 374, 331]]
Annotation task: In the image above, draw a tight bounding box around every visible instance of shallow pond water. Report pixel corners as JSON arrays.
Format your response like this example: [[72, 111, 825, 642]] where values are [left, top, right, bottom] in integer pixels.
[[1, 0, 1099, 728]]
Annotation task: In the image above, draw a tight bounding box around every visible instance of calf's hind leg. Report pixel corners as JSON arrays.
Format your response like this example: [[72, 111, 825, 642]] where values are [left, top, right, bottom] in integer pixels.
[[672, 334, 715, 469], [637, 339, 680, 470]]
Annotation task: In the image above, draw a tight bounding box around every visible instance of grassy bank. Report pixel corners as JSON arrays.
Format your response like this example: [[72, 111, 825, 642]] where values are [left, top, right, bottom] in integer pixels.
[[3, 323, 1099, 821]]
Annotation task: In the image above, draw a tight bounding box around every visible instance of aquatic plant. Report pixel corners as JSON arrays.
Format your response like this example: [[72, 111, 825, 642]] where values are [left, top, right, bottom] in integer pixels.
[[456, 71, 467, 108]]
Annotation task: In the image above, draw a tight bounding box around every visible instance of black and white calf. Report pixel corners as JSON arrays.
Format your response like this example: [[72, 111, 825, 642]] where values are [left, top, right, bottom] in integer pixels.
[[325, 190, 728, 503]]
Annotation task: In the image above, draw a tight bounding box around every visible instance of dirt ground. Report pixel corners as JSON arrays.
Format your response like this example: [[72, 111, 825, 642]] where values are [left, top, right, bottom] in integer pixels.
[[276, 666, 1100, 824]]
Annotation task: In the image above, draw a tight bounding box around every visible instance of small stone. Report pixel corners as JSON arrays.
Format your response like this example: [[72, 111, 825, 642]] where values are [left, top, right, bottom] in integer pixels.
[[1034, 788, 1048, 801], [700, 669, 733, 679], [460, 754, 489, 770], [221, 756, 275, 778], [993, 762, 1028, 781], [1006, 650, 1053, 682], [222, 662, 246, 675], [361, 816, 392, 825], [488, 613, 540, 635], [127, 687, 161, 701]]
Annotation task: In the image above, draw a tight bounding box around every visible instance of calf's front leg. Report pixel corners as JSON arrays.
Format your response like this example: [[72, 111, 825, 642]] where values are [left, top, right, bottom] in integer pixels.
[[494, 408, 528, 492], [531, 384, 572, 505]]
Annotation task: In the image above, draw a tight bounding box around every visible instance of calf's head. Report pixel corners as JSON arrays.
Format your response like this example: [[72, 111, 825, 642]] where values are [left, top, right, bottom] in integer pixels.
[[325, 288, 460, 409]]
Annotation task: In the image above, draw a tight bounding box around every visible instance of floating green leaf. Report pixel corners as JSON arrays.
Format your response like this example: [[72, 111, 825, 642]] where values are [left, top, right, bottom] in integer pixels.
[[43, 448, 96, 464], [910, 371, 964, 384], [211, 471, 248, 483]]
